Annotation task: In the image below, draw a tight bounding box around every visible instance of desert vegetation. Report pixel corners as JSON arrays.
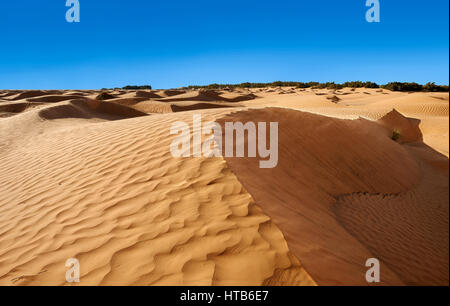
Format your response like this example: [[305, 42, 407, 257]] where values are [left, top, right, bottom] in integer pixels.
[[392, 129, 401, 141], [187, 81, 448, 92], [381, 82, 449, 92]]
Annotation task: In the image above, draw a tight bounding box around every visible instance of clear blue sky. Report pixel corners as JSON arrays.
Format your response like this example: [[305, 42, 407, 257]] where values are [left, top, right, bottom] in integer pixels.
[[1, 0, 448, 89]]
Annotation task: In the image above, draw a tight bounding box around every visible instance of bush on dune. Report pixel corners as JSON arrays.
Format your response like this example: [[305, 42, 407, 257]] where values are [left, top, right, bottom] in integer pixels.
[[392, 129, 401, 142]]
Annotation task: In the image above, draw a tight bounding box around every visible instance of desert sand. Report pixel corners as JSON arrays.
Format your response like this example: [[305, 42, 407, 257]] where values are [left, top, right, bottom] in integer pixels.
[[0, 87, 448, 286]]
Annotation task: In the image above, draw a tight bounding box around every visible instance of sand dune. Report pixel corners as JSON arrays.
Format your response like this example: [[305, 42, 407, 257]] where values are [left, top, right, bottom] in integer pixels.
[[0, 104, 313, 286], [8, 90, 64, 101], [0, 89, 254, 118], [0, 102, 46, 114], [135, 91, 163, 99], [0, 88, 448, 286], [38, 99, 148, 120], [240, 88, 449, 155], [26, 95, 86, 103], [219, 108, 448, 285], [155, 90, 258, 103], [157, 89, 187, 97]]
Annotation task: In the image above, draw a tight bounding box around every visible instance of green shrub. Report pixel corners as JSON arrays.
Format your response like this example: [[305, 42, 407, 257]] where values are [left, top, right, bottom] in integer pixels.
[[392, 129, 401, 141]]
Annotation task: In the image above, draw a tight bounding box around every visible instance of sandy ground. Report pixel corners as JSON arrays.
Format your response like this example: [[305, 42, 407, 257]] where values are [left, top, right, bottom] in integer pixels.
[[0, 87, 448, 286]]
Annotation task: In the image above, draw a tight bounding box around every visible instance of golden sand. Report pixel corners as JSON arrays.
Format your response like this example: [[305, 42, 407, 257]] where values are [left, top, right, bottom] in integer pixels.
[[0, 87, 448, 285]]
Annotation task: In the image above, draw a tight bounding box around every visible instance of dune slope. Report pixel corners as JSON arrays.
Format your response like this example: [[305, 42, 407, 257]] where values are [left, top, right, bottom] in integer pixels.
[[218, 108, 448, 286], [0, 106, 313, 286]]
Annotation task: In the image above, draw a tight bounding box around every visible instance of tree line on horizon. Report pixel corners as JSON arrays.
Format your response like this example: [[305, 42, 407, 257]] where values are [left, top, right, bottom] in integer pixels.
[[101, 82, 449, 92], [186, 81, 449, 92], [101, 85, 153, 90]]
